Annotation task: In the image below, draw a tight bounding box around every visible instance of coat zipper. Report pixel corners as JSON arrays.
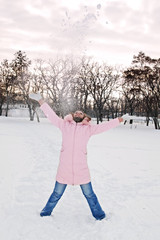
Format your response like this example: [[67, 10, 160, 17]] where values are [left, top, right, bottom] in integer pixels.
[[72, 123, 77, 185]]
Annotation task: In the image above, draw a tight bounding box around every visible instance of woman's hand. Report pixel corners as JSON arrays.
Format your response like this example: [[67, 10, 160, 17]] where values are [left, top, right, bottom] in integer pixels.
[[118, 117, 123, 123], [29, 92, 44, 105]]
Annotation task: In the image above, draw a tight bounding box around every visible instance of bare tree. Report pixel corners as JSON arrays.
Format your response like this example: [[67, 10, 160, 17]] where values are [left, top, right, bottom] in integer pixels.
[[122, 52, 160, 129], [0, 84, 5, 116], [0, 59, 17, 116], [78, 60, 120, 123], [36, 57, 79, 117], [11, 50, 40, 121]]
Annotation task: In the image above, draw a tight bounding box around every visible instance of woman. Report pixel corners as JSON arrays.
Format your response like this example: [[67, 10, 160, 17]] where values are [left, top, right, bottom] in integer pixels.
[[29, 92, 123, 220]]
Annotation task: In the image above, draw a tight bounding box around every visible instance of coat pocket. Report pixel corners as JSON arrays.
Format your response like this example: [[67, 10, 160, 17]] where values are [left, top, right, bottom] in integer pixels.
[[60, 147, 64, 152], [81, 149, 87, 155]]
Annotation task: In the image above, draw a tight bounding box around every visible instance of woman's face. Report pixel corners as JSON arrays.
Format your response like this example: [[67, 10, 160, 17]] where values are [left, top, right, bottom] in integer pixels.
[[73, 111, 84, 123]]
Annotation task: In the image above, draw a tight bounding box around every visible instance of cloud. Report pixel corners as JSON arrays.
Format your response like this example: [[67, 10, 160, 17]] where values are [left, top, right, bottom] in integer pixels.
[[0, 0, 160, 66]]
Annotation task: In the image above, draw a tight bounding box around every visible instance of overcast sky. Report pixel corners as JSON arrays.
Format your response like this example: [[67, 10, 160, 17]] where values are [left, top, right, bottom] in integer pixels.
[[0, 0, 160, 66]]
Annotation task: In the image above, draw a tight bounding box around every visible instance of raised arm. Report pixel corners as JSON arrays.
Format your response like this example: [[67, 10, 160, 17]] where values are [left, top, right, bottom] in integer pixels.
[[90, 117, 123, 136], [29, 92, 64, 131]]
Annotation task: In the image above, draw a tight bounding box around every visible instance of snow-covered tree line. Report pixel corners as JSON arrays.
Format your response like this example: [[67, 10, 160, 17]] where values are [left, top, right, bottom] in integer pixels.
[[0, 51, 160, 128]]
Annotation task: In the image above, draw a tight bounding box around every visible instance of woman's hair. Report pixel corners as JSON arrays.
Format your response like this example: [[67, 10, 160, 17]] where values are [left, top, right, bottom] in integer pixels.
[[70, 112, 91, 121], [84, 114, 91, 121]]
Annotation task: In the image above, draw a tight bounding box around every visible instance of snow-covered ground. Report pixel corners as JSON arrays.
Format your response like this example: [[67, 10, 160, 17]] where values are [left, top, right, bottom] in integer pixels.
[[0, 116, 160, 240]]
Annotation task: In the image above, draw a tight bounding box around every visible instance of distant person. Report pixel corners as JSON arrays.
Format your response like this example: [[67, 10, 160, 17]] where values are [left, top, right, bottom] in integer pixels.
[[29, 92, 123, 220]]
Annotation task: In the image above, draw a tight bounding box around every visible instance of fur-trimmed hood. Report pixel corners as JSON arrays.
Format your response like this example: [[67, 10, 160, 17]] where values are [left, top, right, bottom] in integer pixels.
[[64, 114, 91, 125]]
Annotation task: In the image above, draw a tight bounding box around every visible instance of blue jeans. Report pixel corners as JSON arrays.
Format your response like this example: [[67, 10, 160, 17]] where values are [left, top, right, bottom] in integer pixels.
[[40, 181, 106, 220]]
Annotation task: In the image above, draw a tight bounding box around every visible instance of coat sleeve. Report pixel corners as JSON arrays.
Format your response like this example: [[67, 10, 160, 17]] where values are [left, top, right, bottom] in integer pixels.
[[40, 103, 64, 131], [90, 118, 120, 136]]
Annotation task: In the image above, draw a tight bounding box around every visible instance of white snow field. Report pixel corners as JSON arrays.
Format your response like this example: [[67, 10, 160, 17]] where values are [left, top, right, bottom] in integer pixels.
[[0, 116, 160, 240]]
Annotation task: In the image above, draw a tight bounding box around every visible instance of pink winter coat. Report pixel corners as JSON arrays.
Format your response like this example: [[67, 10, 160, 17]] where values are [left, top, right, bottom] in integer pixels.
[[40, 103, 120, 185]]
